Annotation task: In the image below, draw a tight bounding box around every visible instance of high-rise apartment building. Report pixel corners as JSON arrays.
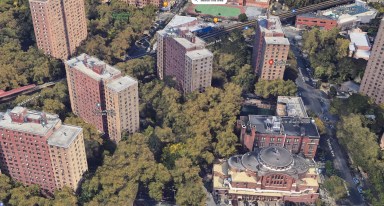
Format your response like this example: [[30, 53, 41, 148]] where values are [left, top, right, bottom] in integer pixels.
[[105, 76, 140, 142], [156, 15, 198, 80], [29, 0, 87, 60], [65, 54, 139, 142], [119, 0, 162, 7], [359, 18, 384, 105], [253, 15, 290, 80], [0, 107, 88, 193], [157, 16, 213, 93]]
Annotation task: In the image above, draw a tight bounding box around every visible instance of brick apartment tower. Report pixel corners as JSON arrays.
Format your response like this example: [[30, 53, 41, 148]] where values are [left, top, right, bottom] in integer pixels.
[[65, 54, 139, 142], [359, 18, 384, 105], [119, 0, 162, 7], [253, 15, 290, 80], [29, 0, 87, 60], [0, 107, 88, 193], [157, 29, 213, 93]]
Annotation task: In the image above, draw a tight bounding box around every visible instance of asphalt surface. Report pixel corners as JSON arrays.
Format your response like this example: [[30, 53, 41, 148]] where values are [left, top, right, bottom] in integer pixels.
[[290, 40, 365, 206]]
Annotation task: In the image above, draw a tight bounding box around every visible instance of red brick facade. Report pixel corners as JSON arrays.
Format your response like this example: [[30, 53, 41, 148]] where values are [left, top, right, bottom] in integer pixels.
[[239, 126, 319, 158], [0, 128, 56, 192], [296, 16, 337, 30]]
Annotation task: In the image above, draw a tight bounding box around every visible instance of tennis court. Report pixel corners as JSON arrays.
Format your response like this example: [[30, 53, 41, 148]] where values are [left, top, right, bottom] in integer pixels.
[[194, 5, 241, 17]]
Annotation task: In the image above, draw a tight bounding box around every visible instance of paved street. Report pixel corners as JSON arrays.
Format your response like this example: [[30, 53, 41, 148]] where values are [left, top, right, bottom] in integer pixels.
[[290, 40, 365, 206]]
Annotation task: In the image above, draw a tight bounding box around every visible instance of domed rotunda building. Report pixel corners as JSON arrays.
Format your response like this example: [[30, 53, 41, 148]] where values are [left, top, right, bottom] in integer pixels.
[[213, 146, 319, 205]]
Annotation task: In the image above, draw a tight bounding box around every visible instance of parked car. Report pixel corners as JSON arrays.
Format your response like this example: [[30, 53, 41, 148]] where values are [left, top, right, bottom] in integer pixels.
[[353, 177, 360, 185], [357, 186, 363, 194]]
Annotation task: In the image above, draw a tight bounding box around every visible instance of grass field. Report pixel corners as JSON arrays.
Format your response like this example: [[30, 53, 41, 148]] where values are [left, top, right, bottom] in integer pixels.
[[194, 5, 241, 17]]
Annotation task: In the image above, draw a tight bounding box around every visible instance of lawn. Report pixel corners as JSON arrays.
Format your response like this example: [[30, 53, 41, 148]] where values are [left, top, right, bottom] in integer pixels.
[[194, 5, 241, 17]]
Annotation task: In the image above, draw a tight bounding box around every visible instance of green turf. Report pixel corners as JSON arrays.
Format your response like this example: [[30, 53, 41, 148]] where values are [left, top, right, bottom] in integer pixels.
[[195, 5, 241, 17]]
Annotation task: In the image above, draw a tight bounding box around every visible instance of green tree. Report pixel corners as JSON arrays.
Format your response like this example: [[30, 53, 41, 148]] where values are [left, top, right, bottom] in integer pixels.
[[323, 176, 347, 201], [238, 13, 248, 22], [314, 117, 326, 135], [52, 187, 78, 206], [0, 175, 12, 202], [231, 64, 255, 92], [255, 79, 297, 99]]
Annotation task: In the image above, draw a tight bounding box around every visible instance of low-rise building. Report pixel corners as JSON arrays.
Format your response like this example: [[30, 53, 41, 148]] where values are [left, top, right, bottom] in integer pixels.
[[296, 13, 338, 30], [238, 115, 320, 158], [296, 1, 377, 31], [213, 146, 319, 205], [276, 96, 307, 118], [348, 28, 371, 60]]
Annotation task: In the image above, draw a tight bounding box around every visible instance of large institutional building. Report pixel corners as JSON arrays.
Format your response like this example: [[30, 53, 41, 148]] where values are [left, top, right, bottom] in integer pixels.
[[360, 18, 384, 105], [238, 115, 320, 158], [296, 1, 377, 31], [156, 15, 213, 93], [253, 15, 290, 80], [65, 54, 140, 142], [29, 0, 87, 60], [213, 146, 319, 204], [0, 107, 88, 193]]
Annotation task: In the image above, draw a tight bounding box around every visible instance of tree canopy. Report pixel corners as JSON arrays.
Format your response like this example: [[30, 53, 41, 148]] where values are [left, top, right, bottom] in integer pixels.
[[302, 28, 366, 83], [254, 79, 297, 99]]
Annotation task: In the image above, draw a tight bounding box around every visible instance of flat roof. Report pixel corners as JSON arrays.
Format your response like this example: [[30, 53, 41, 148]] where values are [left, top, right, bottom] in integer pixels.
[[186, 49, 213, 60], [350, 32, 370, 47], [66, 53, 121, 81], [106, 76, 137, 92], [265, 37, 290, 45], [242, 115, 320, 138], [165, 15, 197, 29], [173, 37, 205, 49], [277, 96, 308, 118], [0, 108, 60, 136], [298, 12, 336, 20], [258, 15, 285, 36], [48, 125, 82, 148]]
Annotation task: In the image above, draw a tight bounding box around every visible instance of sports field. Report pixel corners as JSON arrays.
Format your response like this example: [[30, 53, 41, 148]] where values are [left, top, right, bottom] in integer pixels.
[[194, 5, 241, 17]]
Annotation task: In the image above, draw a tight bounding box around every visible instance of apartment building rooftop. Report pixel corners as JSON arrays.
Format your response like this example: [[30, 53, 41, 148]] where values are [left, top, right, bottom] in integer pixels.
[[265, 37, 290, 45], [66, 53, 121, 81], [174, 37, 206, 49], [0, 107, 60, 136], [186, 48, 213, 60], [258, 15, 284, 36], [48, 125, 82, 148], [106, 76, 137, 92], [240, 115, 320, 138], [277, 96, 308, 117]]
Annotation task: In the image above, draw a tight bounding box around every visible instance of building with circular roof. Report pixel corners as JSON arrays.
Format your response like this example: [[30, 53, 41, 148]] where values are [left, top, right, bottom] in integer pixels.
[[213, 146, 319, 205]]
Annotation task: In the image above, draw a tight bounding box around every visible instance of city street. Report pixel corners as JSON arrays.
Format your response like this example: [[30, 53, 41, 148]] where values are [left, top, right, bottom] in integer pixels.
[[290, 41, 365, 206]]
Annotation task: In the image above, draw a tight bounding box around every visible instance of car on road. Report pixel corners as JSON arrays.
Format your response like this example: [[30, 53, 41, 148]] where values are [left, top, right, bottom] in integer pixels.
[[357, 186, 363, 194], [353, 177, 360, 185]]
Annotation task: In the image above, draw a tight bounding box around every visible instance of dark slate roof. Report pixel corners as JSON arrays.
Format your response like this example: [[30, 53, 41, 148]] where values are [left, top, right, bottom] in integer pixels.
[[242, 115, 320, 138]]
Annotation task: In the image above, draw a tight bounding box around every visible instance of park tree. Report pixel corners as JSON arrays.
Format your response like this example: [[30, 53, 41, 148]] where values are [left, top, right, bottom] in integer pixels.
[[255, 79, 297, 99], [231, 64, 255, 92], [238, 13, 248, 22], [323, 176, 347, 201], [0, 175, 12, 202], [314, 117, 326, 135], [115, 56, 155, 81]]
